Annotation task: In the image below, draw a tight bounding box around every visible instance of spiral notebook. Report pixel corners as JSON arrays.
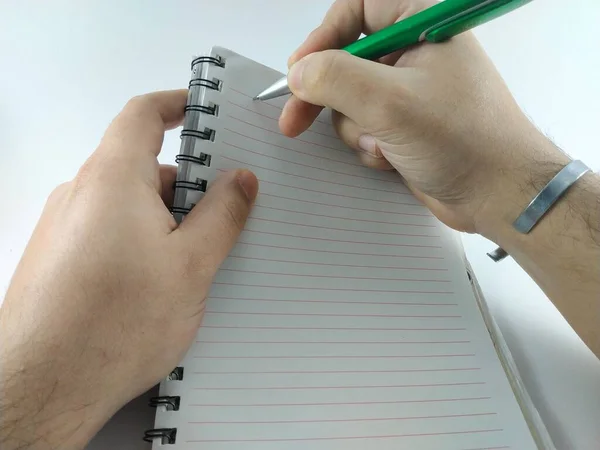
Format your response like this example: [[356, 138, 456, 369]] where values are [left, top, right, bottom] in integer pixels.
[[145, 46, 555, 449]]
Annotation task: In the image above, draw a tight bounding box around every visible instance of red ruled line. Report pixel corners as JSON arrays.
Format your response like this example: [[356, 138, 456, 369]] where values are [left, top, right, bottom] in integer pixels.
[[202, 325, 466, 331], [228, 114, 347, 151], [191, 381, 486, 391], [227, 86, 330, 125], [227, 100, 338, 139], [204, 311, 459, 318], [254, 203, 434, 229], [220, 154, 405, 196], [189, 412, 496, 425], [236, 240, 445, 260], [211, 283, 454, 295], [224, 140, 398, 184], [258, 177, 422, 207], [192, 368, 480, 375], [209, 295, 457, 306], [247, 218, 438, 240], [225, 128, 365, 168], [195, 340, 470, 345], [227, 255, 447, 271], [216, 170, 426, 207], [194, 354, 476, 359], [227, 114, 351, 156], [219, 268, 450, 283], [244, 228, 443, 249], [189, 395, 491, 407], [185, 428, 503, 443], [259, 191, 431, 218]]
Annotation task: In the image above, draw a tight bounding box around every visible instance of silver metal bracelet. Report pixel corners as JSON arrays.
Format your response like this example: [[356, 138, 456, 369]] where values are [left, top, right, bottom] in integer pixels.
[[487, 159, 591, 262]]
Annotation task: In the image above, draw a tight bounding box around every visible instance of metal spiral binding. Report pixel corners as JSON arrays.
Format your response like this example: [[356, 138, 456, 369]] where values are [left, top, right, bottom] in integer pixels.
[[168, 367, 184, 380], [174, 179, 208, 192], [142, 368, 184, 444], [190, 55, 225, 69], [143, 428, 177, 444], [170, 206, 192, 215], [170, 52, 225, 223], [149, 396, 181, 411], [185, 103, 218, 115], [145, 56, 226, 444], [175, 153, 211, 166], [180, 127, 215, 141], [189, 77, 221, 90]]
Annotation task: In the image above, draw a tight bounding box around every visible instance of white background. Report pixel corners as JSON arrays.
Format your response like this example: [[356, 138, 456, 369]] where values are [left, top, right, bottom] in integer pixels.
[[0, 1, 599, 449]]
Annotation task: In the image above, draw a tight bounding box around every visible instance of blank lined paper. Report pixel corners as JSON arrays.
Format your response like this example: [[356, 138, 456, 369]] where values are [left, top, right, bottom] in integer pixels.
[[157, 47, 539, 450]]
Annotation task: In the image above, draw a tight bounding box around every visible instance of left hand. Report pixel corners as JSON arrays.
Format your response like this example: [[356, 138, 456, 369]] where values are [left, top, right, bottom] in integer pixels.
[[0, 90, 258, 449]]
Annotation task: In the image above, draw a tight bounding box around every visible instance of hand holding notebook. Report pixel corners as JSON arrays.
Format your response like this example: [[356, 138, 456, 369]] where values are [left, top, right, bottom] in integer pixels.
[[0, 90, 261, 449], [3, 2, 599, 448]]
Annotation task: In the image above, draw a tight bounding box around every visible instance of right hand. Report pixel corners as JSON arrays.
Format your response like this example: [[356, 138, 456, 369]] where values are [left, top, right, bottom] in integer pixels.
[[279, 0, 567, 238]]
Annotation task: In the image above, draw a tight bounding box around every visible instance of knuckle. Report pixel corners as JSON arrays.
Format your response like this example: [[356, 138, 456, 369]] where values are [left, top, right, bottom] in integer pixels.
[[304, 50, 344, 94], [51, 181, 70, 196], [120, 93, 161, 132], [121, 94, 156, 124], [71, 158, 96, 195], [47, 182, 71, 204], [71, 152, 123, 198], [377, 85, 410, 127], [124, 94, 148, 114], [72, 153, 104, 192]]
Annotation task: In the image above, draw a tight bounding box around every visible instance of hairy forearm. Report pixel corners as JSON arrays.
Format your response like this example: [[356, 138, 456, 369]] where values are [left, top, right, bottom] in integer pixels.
[[479, 140, 600, 357], [0, 337, 119, 449]]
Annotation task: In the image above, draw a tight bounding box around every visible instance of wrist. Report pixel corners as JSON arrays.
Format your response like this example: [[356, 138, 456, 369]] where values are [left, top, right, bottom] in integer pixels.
[[473, 132, 571, 245], [472, 142, 600, 355]]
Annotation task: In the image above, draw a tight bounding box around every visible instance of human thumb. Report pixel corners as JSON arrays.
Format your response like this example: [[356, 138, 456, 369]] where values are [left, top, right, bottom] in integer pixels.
[[174, 169, 258, 274], [287, 50, 403, 129]]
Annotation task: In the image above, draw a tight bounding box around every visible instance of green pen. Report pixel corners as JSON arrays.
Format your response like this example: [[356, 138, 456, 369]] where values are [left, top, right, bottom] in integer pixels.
[[254, 0, 533, 101]]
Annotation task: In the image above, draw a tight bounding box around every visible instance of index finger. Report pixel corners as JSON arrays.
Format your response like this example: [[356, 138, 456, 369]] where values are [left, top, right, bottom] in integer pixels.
[[97, 89, 187, 176], [281, 0, 419, 137], [288, 0, 420, 67], [287, 0, 363, 67], [281, 0, 366, 137]]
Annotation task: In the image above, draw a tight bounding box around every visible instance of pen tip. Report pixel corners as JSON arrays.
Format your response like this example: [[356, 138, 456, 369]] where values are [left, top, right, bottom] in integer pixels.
[[252, 96, 259, 101]]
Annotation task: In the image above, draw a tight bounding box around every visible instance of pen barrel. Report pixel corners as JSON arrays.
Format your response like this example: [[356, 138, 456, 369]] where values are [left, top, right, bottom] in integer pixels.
[[426, 0, 534, 43], [343, 0, 532, 59], [343, 21, 422, 60]]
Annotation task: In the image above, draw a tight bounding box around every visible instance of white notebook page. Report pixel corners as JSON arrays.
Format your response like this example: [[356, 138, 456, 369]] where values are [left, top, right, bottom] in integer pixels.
[[154, 47, 539, 450]]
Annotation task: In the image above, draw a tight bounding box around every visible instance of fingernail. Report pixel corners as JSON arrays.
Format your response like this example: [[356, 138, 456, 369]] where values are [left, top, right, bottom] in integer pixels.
[[287, 50, 300, 69], [236, 170, 258, 202], [279, 98, 291, 122], [288, 54, 312, 96], [358, 134, 383, 158]]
